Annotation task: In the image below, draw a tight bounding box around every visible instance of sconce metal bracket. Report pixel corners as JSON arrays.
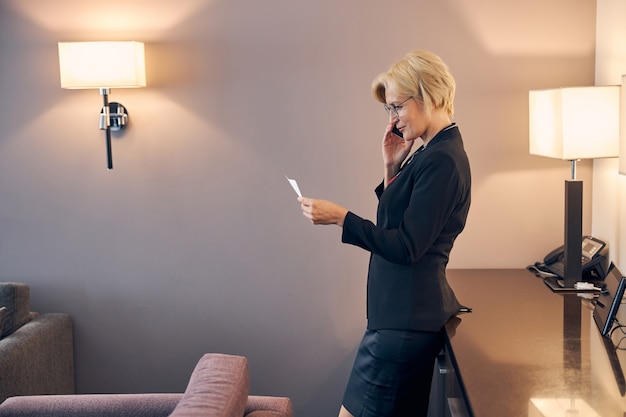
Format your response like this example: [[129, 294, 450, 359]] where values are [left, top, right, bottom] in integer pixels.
[[99, 102, 128, 131]]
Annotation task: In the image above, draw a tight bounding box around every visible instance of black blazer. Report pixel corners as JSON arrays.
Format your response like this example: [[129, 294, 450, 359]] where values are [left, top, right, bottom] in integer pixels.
[[342, 124, 471, 331]]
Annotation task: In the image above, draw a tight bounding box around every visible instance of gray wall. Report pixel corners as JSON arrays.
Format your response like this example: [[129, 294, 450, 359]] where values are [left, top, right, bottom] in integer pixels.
[[0, 1, 597, 416]]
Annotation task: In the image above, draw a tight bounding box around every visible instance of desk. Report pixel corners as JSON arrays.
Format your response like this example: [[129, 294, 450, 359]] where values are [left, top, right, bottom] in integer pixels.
[[436, 269, 626, 417]]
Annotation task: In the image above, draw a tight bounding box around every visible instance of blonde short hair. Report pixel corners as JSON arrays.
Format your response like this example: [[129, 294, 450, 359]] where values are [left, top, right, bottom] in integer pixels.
[[372, 50, 456, 117]]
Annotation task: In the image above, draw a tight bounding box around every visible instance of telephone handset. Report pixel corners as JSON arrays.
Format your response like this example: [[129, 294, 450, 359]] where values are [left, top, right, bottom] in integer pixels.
[[542, 235, 609, 280], [543, 246, 564, 265]]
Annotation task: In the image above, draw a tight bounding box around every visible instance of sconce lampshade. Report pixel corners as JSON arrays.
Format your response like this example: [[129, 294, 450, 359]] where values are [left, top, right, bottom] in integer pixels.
[[529, 85, 619, 161], [58, 41, 146, 89]]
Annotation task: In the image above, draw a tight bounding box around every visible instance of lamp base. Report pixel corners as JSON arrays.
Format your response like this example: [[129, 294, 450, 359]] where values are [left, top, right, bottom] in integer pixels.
[[562, 179, 583, 288], [543, 277, 598, 293]]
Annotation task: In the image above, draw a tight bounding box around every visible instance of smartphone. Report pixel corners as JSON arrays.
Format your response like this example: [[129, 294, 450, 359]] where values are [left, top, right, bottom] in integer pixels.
[[392, 125, 403, 138]]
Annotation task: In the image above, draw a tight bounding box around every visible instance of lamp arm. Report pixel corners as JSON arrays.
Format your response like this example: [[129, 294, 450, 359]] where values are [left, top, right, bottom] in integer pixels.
[[99, 88, 113, 170]]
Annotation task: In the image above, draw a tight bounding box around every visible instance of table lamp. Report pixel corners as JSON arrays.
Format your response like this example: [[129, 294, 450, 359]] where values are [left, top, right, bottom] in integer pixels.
[[529, 85, 620, 290], [58, 41, 146, 169]]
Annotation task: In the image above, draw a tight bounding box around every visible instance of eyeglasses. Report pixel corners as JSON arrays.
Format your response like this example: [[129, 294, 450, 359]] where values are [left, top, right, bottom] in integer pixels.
[[384, 96, 413, 118]]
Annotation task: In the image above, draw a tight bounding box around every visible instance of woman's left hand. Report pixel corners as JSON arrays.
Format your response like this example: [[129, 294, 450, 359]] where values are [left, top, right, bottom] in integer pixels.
[[298, 197, 348, 227]]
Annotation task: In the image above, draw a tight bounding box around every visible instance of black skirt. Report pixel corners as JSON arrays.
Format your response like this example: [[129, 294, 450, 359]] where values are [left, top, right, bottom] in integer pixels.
[[342, 328, 443, 417]]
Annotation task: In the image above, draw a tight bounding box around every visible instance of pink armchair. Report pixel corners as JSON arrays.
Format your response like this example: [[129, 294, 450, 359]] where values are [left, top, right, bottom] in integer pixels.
[[0, 353, 293, 417]]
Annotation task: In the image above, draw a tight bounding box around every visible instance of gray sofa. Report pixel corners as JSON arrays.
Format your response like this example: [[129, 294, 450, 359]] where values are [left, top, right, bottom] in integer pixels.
[[0, 282, 75, 403], [0, 353, 294, 417]]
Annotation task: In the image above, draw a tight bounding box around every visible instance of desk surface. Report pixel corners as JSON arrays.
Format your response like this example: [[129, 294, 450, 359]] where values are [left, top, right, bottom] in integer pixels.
[[446, 269, 626, 417]]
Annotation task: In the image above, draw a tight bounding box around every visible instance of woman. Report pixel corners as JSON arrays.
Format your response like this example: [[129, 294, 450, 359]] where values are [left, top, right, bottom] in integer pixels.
[[298, 50, 471, 417]]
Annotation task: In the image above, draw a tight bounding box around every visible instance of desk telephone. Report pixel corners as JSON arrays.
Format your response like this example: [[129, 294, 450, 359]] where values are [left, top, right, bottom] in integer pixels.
[[541, 235, 609, 280]]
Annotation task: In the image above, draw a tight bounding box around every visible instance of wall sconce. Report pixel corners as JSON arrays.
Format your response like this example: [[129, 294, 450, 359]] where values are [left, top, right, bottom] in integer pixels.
[[58, 41, 146, 169], [529, 85, 620, 290]]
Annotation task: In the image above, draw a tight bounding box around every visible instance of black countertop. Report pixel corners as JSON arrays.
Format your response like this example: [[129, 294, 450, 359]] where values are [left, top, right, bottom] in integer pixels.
[[446, 269, 626, 417]]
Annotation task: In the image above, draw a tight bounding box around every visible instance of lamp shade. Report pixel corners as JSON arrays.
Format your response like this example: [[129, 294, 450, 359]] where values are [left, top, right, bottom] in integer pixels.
[[529, 85, 619, 160], [58, 41, 146, 89]]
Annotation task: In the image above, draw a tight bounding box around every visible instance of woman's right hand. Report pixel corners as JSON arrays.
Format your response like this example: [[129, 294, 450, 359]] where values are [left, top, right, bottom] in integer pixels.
[[298, 197, 348, 227]]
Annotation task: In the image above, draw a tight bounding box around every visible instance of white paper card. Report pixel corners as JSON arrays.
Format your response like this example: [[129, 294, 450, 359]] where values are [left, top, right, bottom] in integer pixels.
[[286, 176, 302, 197]]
